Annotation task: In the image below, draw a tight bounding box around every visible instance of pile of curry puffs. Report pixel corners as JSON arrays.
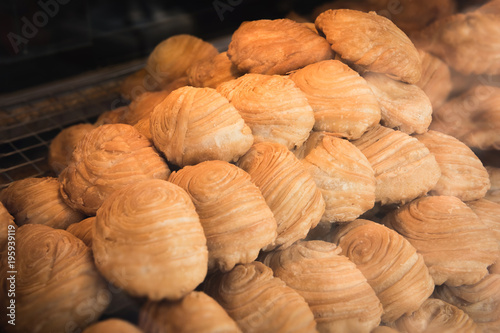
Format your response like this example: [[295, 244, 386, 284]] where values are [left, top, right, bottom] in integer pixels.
[[2, 2, 500, 332]]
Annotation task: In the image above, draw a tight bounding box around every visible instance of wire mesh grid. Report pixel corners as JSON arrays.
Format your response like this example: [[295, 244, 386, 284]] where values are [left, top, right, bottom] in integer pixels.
[[0, 75, 131, 188]]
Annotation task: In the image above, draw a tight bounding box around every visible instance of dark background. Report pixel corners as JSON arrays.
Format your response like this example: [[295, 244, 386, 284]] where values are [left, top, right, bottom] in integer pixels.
[[0, 0, 330, 94]]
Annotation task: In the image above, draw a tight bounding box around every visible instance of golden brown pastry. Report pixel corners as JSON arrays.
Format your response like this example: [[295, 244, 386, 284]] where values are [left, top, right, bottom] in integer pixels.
[[331, 219, 435, 323], [123, 90, 171, 126], [461, 104, 500, 151], [227, 18, 333, 75], [93, 106, 128, 126], [0, 202, 15, 251], [351, 125, 441, 205], [150, 86, 254, 167], [66, 216, 95, 248], [312, 0, 456, 35], [237, 142, 324, 249], [139, 291, 241, 333], [289, 60, 381, 139], [297, 132, 376, 223], [415, 49, 452, 110], [382, 195, 500, 286], [146, 34, 218, 87], [48, 123, 96, 174], [204, 261, 317, 333], [59, 124, 171, 215], [486, 166, 500, 204], [261, 240, 383, 333], [83, 319, 143, 333], [0, 177, 85, 229], [168, 161, 276, 272], [414, 130, 490, 202], [315, 9, 422, 84], [217, 74, 315, 150], [93, 179, 207, 300], [411, 2, 500, 76], [187, 52, 242, 89], [0, 224, 110, 333], [370, 326, 400, 333], [434, 272, 500, 332], [467, 199, 500, 247], [390, 298, 480, 333], [133, 116, 153, 142], [120, 68, 149, 99], [363, 72, 432, 134]]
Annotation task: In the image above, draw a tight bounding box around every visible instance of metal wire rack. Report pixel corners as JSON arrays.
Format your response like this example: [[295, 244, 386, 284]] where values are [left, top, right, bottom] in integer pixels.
[[0, 59, 145, 188]]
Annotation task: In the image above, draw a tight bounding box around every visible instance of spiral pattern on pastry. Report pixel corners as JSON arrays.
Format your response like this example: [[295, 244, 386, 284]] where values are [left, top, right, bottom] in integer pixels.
[[146, 34, 218, 86], [93, 179, 208, 300], [150, 86, 254, 167], [204, 261, 317, 333], [289, 60, 380, 139], [332, 219, 435, 322], [0, 224, 110, 333], [237, 142, 325, 249], [227, 18, 333, 75], [467, 199, 500, 249], [0, 177, 85, 229], [59, 124, 171, 215], [434, 272, 500, 332], [382, 195, 500, 286], [48, 123, 96, 174], [414, 130, 490, 202], [83, 319, 142, 333], [66, 216, 95, 248], [187, 52, 242, 89], [352, 125, 441, 205], [139, 291, 242, 333], [298, 132, 376, 223], [315, 9, 422, 84], [363, 72, 432, 135], [217, 73, 315, 150], [391, 298, 480, 333], [262, 240, 383, 333], [168, 161, 277, 272]]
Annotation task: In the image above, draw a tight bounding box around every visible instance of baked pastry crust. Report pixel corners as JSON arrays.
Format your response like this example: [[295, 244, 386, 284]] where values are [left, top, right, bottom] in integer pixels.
[[0, 202, 15, 251], [411, 3, 500, 76], [217, 74, 315, 150], [187, 52, 242, 89], [227, 18, 333, 75], [297, 132, 376, 223], [0, 177, 85, 229], [92, 179, 208, 300], [82, 319, 142, 333], [434, 272, 500, 332], [363, 72, 432, 134], [59, 124, 171, 215], [123, 90, 171, 126], [289, 60, 381, 139], [150, 86, 254, 167], [351, 125, 441, 205], [391, 298, 480, 333], [139, 292, 242, 333], [414, 130, 490, 201], [315, 9, 422, 84], [486, 166, 500, 204], [204, 262, 317, 333], [146, 34, 218, 87], [415, 49, 452, 110], [332, 219, 434, 323], [48, 123, 96, 174], [168, 160, 277, 272], [93, 106, 128, 126], [0, 224, 109, 333], [383, 195, 500, 286], [237, 142, 324, 249], [66, 216, 95, 248], [261, 240, 383, 333]]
